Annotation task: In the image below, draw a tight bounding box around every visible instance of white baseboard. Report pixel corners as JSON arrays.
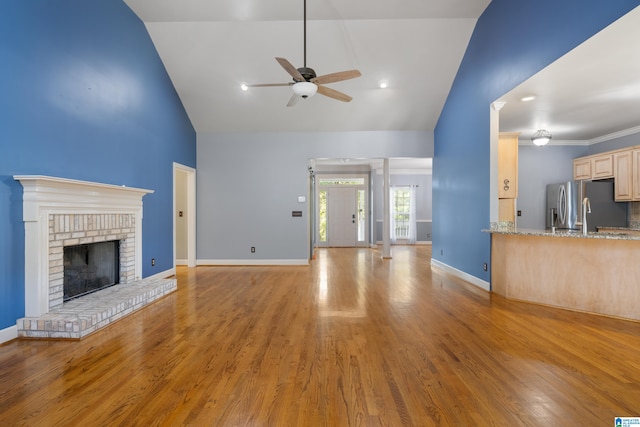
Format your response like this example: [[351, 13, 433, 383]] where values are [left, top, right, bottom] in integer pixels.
[[197, 259, 309, 266], [175, 259, 188, 266], [430, 258, 490, 292], [0, 325, 18, 345], [375, 241, 432, 245], [145, 268, 176, 280]]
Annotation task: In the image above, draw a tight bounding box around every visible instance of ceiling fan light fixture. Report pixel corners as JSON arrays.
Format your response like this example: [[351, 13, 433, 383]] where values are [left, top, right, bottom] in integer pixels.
[[240, 83, 248, 91], [532, 129, 552, 146], [292, 81, 317, 98]]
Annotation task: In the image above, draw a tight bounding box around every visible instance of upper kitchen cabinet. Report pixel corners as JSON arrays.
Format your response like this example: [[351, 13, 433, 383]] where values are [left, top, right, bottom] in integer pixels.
[[613, 150, 632, 201], [592, 153, 614, 179], [633, 149, 640, 200], [573, 153, 614, 181], [573, 157, 591, 180], [498, 133, 519, 199], [575, 146, 640, 201]]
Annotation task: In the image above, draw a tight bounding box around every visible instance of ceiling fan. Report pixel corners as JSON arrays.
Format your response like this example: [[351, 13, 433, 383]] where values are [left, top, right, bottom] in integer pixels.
[[246, 0, 361, 107]]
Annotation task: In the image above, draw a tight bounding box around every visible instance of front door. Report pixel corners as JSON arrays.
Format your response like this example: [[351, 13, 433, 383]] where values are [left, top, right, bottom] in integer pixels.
[[316, 175, 368, 248], [327, 187, 357, 247]]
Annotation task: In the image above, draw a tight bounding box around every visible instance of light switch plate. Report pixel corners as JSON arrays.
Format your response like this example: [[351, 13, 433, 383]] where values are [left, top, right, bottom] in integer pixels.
[[297, 196, 306, 203]]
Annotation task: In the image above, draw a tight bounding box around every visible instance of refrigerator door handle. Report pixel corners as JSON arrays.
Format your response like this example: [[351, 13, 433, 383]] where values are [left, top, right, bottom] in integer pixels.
[[558, 185, 567, 224]]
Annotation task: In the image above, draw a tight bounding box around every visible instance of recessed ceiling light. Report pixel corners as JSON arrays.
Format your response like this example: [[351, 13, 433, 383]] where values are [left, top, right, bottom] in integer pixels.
[[521, 95, 536, 102], [378, 80, 388, 89], [240, 83, 248, 91]]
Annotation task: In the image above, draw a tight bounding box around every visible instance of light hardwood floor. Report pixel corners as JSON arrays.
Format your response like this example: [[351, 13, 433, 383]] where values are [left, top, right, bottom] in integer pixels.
[[1, 246, 639, 426]]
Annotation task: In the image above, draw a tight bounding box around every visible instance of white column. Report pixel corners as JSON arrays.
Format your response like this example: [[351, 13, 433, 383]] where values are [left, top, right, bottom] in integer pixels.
[[490, 101, 505, 227], [24, 216, 49, 316], [382, 158, 392, 259]]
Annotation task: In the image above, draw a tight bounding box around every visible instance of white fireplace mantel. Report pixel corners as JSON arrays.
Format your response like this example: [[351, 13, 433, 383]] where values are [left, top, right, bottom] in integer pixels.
[[14, 175, 154, 317]]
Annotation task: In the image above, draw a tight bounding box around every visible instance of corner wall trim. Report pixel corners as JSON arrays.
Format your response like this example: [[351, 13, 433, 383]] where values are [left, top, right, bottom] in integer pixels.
[[197, 259, 309, 266], [430, 259, 490, 292], [0, 325, 18, 345]]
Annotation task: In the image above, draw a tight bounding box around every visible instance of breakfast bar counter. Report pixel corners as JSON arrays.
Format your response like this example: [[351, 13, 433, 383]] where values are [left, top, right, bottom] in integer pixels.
[[487, 228, 640, 321]]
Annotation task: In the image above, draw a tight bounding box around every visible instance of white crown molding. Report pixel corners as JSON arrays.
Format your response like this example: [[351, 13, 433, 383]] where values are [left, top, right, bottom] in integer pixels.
[[516, 125, 640, 147], [518, 139, 589, 146], [588, 125, 640, 145], [374, 168, 432, 175]]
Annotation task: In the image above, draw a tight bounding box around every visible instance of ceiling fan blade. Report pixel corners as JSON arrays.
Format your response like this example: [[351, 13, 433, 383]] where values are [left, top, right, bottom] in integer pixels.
[[247, 83, 292, 88], [311, 70, 361, 85], [276, 57, 305, 82], [316, 85, 353, 103], [287, 93, 301, 107]]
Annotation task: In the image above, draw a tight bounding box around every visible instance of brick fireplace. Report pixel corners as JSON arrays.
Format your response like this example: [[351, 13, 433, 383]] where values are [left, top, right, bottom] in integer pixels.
[[14, 176, 177, 339], [14, 175, 152, 316], [52, 213, 134, 306]]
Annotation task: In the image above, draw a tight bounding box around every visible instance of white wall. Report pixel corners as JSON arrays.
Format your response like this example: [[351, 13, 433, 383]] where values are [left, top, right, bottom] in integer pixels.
[[175, 170, 188, 260]]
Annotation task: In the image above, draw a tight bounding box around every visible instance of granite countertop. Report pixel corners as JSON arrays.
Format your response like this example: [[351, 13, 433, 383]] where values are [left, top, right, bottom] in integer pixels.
[[595, 226, 639, 231], [483, 227, 640, 240]]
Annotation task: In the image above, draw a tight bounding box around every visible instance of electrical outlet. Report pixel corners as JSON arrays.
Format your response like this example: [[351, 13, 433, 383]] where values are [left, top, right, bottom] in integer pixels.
[[251, 247, 255, 253], [151, 258, 155, 266], [483, 263, 488, 271], [517, 210, 522, 217]]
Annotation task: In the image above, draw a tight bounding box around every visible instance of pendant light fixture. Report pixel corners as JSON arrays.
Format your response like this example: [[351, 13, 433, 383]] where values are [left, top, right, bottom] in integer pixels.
[[531, 129, 552, 146]]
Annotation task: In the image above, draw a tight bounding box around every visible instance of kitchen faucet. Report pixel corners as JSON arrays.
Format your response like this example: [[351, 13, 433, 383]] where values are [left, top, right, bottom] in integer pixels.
[[582, 197, 591, 236]]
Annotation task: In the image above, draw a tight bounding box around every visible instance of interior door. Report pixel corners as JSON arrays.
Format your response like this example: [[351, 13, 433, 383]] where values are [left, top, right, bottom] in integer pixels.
[[327, 187, 357, 247]]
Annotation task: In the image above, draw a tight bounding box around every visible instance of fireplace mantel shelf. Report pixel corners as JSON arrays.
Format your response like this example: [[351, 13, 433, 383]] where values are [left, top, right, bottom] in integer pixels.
[[14, 175, 154, 221], [14, 175, 153, 194]]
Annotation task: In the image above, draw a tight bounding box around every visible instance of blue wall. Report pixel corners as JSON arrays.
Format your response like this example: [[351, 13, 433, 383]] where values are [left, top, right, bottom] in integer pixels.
[[433, 1, 640, 283], [0, 1, 196, 330]]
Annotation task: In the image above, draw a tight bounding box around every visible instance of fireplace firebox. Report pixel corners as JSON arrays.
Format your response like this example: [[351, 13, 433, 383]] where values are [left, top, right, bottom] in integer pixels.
[[63, 240, 120, 301]]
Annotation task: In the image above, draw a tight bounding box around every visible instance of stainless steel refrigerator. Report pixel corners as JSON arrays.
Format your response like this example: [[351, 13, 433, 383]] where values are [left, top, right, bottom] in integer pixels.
[[546, 181, 627, 231]]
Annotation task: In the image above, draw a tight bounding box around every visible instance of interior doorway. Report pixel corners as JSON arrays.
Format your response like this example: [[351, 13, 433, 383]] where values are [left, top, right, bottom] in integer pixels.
[[173, 163, 196, 267]]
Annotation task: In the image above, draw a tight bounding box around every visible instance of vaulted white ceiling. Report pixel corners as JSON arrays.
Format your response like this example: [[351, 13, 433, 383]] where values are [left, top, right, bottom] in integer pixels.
[[123, 0, 492, 133], [497, 6, 640, 144]]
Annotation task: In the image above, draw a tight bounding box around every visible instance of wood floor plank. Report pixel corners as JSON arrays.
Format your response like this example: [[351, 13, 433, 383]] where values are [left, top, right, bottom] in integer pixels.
[[1, 246, 640, 426]]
